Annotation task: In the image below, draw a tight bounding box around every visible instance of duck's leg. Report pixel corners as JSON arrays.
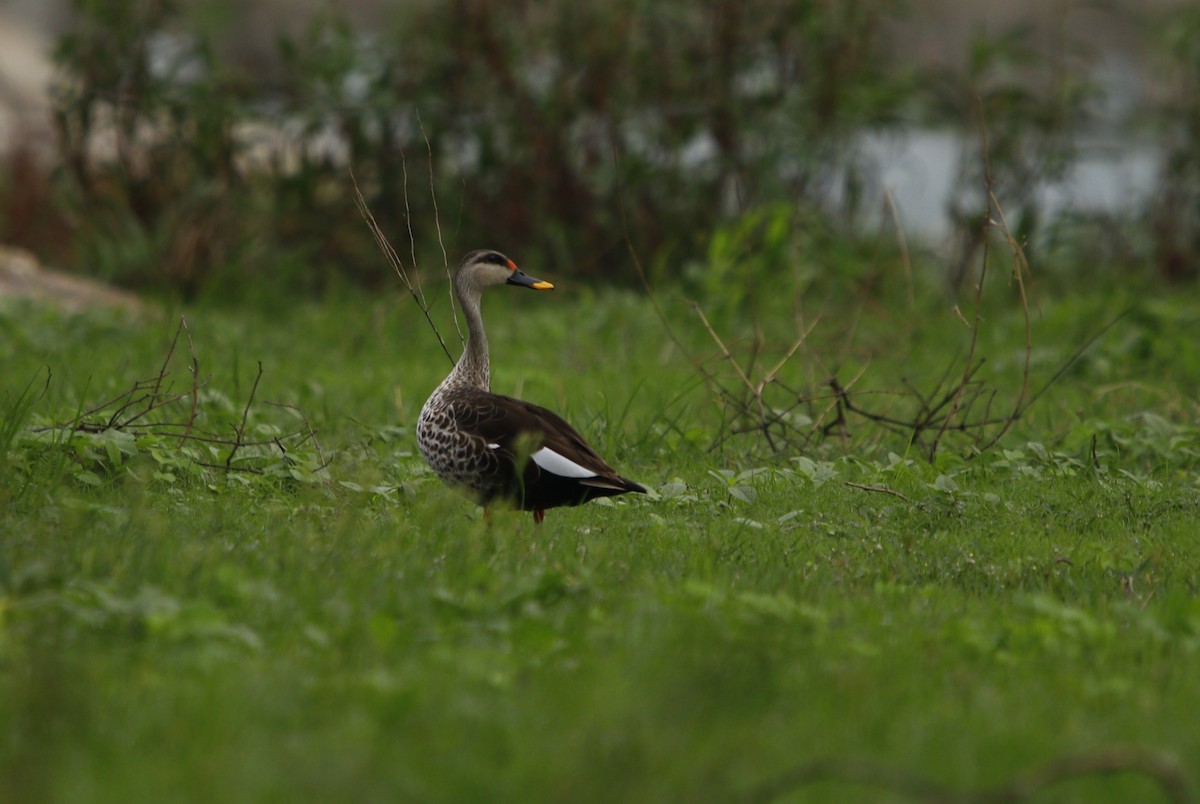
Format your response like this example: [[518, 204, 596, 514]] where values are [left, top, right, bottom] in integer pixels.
[[532, 509, 545, 525]]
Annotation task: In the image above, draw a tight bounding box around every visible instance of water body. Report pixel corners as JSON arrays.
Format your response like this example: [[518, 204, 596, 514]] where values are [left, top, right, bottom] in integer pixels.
[[862, 129, 1160, 245]]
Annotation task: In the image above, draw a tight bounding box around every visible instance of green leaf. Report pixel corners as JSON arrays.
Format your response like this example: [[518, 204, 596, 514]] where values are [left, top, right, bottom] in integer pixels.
[[933, 474, 958, 494], [728, 485, 756, 503]]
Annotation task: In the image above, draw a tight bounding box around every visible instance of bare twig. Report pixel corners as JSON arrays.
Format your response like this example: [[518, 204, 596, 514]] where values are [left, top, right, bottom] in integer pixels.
[[400, 113, 461, 350], [39, 318, 324, 479], [183, 320, 200, 443], [612, 132, 741, 443], [416, 109, 461, 344], [225, 361, 263, 468], [610, 99, 1115, 462], [761, 322, 817, 393], [397, 146, 430, 315], [844, 481, 912, 502], [884, 189, 915, 315], [349, 168, 455, 365], [266, 401, 327, 469], [151, 316, 183, 399], [740, 746, 1192, 804], [972, 186, 1033, 453], [691, 301, 758, 397]]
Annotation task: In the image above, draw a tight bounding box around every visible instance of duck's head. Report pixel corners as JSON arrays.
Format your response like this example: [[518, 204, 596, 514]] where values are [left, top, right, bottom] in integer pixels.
[[458, 250, 554, 293]]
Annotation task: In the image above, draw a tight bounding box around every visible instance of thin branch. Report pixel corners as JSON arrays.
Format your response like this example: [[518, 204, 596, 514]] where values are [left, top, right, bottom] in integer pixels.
[[884, 188, 915, 315], [266, 400, 326, 470], [349, 167, 455, 365], [37, 320, 325, 482], [972, 186, 1033, 453], [844, 481, 912, 502], [181, 318, 201, 446], [225, 361, 263, 468], [398, 145, 430, 314], [740, 747, 1192, 804], [151, 316, 183, 399], [1022, 308, 1130, 413], [759, 320, 817, 392], [931, 98, 995, 460], [416, 108, 461, 344], [691, 300, 758, 397]]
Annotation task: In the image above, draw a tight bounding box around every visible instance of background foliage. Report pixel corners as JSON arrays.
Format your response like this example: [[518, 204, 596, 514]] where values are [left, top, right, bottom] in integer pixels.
[[2, 0, 1197, 296]]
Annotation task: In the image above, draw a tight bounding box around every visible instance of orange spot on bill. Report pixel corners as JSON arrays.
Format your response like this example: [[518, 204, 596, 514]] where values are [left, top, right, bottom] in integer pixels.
[[507, 259, 518, 271]]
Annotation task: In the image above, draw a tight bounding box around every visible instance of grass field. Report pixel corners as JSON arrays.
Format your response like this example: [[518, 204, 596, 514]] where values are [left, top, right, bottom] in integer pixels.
[[2, 266, 1199, 802]]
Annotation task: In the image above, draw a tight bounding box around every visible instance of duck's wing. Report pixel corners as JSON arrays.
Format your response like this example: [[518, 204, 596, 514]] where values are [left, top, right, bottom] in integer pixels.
[[446, 388, 645, 509]]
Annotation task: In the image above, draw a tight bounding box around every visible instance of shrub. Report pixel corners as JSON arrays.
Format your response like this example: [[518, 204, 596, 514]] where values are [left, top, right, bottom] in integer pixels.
[[1145, 7, 1200, 281], [45, 0, 911, 294]]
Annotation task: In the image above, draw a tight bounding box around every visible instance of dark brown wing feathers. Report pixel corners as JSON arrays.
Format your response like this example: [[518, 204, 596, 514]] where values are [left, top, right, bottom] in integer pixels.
[[442, 387, 645, 512]]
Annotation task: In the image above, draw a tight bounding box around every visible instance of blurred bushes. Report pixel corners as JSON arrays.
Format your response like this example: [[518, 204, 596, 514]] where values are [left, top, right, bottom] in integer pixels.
[[274, 0, 909, 282], [50, 0, 252, 294], [24, 0, 911, 295], [927, 22, 1095, 289], [1, 0, 1197, 296], [1146, 6, 1200, 282]]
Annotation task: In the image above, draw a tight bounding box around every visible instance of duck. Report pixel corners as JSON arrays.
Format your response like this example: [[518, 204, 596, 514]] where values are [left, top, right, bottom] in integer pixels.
[[416, 249, 647, 523]]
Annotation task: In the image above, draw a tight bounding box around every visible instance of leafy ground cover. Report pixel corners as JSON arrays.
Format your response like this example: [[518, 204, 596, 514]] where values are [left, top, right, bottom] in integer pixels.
[[2, 272, 1199, 802]]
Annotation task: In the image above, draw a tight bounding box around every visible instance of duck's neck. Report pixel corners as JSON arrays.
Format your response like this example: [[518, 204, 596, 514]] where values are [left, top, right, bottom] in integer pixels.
[[446, 283, 490, 391]]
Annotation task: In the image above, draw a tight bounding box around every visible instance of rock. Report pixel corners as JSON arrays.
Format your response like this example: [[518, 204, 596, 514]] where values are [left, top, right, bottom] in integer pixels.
[[0, 245, 144, 314]]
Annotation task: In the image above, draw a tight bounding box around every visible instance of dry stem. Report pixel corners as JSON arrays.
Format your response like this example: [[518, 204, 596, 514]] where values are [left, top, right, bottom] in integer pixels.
[[349, 168, 454, 365], [741, 746, 1192, 804], [40, 317, 325, 477]]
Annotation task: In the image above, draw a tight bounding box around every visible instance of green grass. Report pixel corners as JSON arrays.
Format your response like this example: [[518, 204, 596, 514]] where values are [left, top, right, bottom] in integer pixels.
[[2, 274, 1199, 803]]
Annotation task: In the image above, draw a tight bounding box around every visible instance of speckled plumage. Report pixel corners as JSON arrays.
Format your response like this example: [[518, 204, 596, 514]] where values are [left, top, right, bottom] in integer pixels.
[[416, 250, 645, 521]]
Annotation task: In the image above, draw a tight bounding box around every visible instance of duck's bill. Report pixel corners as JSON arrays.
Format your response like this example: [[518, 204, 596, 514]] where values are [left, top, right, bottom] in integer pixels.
[[508, 269, 554, 290]]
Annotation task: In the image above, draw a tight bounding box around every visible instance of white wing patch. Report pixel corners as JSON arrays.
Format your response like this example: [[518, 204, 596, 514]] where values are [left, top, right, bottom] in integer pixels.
[[487, 442, 501, 450], [531, 446, 598, 479]]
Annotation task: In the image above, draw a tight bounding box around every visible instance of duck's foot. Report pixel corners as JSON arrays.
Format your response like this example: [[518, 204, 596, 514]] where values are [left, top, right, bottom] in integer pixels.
[[532, 509, 545, 525]]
